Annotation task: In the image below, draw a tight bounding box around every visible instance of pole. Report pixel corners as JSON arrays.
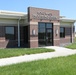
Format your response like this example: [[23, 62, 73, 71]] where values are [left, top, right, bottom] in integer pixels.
[[18, 18, 21, 47]]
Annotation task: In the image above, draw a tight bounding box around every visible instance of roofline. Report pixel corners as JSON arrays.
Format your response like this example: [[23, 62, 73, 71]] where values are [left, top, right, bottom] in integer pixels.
[[0, 10, 27, 15], [28, 6, 59, 11], [60, 18, 76, 22], [0, 10, 27, 19], [0, 10, 76, 22]]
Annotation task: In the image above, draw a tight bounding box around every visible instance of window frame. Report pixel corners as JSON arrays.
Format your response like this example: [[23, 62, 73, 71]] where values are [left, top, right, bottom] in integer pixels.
[[5, 26, 15, 40], [38, 22, 53, 46], [60, 27, 65, 38]]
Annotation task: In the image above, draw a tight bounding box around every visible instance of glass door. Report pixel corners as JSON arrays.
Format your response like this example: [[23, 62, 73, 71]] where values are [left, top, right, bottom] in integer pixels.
[[46, 28, 53, 46], [38, 22, 53, 47]]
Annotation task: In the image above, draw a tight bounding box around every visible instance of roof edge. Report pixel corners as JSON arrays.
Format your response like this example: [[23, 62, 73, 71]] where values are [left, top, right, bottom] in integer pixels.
[[0, 10, 27, 15], [60, 18, 76, 22]]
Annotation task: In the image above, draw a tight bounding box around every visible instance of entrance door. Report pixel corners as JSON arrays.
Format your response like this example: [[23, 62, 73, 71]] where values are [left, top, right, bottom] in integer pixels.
[[23, 26, 28, 44], [38, 22, 53, 46], [46, 28, 53, 46]]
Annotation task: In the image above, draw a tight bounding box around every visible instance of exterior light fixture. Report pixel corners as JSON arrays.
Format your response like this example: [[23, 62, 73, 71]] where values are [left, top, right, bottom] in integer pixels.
[[56, 29, 58, 35], [32, 29, 36, 35]]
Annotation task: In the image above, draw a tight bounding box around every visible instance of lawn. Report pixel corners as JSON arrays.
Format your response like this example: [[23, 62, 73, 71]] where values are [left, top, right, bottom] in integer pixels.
[[74, 37, 76, 43], [0, 48, 54, 58], [0, 54, 76, 75], [66, 43, 76, 49], [65, 37, 76, 49]]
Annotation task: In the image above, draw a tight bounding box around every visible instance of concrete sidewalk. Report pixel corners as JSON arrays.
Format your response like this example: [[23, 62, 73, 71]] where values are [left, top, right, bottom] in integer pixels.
[[0, 46, 76, 66]]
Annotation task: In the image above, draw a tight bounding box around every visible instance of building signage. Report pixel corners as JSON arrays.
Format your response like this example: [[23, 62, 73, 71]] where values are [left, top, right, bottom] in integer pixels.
[[32, 11, 58, 20]]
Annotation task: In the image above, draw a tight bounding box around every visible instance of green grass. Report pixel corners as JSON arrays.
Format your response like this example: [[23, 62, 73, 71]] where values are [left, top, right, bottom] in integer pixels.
[[66, 43, 76, 49], [74, 37, 76, 43], [65, 37, 76, 49], [0, 48, 54, 58], [0, 54, 76, 75]]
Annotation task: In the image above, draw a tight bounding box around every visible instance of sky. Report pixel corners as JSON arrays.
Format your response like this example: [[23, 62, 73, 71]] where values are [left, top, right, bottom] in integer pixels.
[[0, 0, 76, 31]]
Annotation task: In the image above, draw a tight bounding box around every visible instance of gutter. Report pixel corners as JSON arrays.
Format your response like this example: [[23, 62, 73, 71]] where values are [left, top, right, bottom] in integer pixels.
[[72, 22, 75, 43], [18, 17, 21, 47]]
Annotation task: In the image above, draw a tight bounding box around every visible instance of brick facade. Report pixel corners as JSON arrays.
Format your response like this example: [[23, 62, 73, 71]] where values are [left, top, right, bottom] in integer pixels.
[[28, 24, 38, 48], [28, 7, 60, 48]]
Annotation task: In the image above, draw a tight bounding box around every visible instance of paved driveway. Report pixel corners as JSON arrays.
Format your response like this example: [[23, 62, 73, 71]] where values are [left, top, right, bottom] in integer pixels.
[[0, 46, 76, 66]]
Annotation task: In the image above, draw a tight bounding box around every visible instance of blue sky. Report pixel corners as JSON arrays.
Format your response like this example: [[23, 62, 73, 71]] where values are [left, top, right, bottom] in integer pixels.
[[0, 0, 76, 30]]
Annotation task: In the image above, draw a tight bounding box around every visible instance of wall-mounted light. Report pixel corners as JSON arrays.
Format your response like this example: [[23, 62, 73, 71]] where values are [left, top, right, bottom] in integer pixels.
[[32, 29, 36, 35], [56, 29, 58, 35]]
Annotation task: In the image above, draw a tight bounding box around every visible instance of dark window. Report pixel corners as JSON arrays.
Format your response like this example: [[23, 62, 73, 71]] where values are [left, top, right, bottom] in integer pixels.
[[38, 23, 46, 46], [60, 27, 65, 38], [73, 26, 75, 33], [5, 27, 15, 40], [46, 23, 52, 28]]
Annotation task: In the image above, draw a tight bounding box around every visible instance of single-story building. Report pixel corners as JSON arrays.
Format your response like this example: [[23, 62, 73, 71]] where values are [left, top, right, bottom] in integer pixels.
[[0, 7, 75, 48]]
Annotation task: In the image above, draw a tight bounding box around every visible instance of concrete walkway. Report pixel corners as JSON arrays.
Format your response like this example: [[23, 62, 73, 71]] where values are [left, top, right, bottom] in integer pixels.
[[0, 46, 76, 67]]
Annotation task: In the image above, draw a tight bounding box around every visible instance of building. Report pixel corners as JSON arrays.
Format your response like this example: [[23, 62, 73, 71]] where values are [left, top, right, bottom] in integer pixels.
[[0, 7, 75, 48]]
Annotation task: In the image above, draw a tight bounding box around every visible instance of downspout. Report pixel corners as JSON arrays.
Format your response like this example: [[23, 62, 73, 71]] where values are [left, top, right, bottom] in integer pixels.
[[18, 17, 21, 47], [72, 23, 74, 43]]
